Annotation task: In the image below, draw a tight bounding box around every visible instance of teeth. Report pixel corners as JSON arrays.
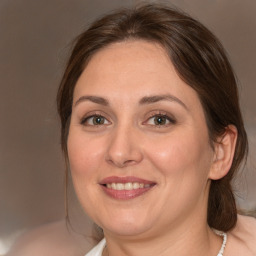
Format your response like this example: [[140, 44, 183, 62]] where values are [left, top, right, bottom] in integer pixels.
[[106, 182, 150, 190], [124, 182, 133, 190], [116, 183, 124, 190], [133, 182, 140, 189]]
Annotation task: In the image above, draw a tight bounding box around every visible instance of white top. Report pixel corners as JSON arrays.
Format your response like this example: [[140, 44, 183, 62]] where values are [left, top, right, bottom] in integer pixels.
[[85, 238, 106, 256]]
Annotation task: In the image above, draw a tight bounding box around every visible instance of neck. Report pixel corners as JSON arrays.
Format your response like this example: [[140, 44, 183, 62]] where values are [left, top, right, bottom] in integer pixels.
[[103, 212, 222, 256]]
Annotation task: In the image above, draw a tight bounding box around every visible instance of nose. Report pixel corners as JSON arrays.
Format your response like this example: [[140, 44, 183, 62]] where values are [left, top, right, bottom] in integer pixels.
[[105, 125, 143, 168]]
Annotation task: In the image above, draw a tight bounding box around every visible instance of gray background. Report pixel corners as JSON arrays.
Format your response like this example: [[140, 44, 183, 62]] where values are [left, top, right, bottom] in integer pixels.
[[0, 0, 255, 253]]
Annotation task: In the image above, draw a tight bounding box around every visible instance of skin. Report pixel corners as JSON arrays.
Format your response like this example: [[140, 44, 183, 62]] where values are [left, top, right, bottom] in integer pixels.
[[67, 40, 237, 256]]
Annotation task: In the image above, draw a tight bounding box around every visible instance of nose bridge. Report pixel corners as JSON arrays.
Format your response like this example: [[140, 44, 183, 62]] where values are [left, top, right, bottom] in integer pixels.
[[106, 120, 143, 167]]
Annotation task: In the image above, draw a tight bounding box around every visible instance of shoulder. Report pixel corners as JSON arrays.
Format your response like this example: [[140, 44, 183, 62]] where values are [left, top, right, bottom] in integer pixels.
[[226, 214, 256, 256], [6, 220, 94, 256]]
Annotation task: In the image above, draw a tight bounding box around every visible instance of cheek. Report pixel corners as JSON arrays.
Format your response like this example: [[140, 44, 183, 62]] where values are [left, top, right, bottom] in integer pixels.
[[67, 130, 106, 216], [145, 130, 213, 214], [144, 130, 212, 180], [67, 131, 106, 178]]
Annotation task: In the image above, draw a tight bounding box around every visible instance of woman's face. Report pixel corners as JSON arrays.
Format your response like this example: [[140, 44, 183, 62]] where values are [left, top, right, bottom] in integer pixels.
[[68, 41, 215, 238]]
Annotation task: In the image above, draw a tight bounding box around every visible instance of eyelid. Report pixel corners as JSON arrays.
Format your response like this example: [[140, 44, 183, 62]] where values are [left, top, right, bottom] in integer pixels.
[[143, 111, 176, 126], [80, 111, 111, 126]]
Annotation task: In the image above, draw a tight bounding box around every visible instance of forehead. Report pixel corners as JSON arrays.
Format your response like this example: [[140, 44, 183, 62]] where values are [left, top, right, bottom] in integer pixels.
[[73, 40, 201, 110], [87, 40, 171, 72], [78, 40, 174, 86]]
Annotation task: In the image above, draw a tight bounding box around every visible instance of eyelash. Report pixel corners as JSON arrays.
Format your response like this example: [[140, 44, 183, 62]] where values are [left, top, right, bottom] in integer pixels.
[[80, 112, 176, 127], [145, 112, 176, 127], [80, 114, 110, 126]]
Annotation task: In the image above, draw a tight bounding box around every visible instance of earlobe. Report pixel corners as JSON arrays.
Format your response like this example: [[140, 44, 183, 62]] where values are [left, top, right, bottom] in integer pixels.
[[209, 125, 238, 180]]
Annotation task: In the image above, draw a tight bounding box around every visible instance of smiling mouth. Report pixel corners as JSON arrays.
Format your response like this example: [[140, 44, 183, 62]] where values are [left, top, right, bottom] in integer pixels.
[[105, 182, 152, 190], [100, 176, 156, 200]]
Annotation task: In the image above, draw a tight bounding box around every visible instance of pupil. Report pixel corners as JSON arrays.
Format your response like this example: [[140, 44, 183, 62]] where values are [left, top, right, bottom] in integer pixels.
[[155, 116, 166, 125], [93, 116, 104, 125]]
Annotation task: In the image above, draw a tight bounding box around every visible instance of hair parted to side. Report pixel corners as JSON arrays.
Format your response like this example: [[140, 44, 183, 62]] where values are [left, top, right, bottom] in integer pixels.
[[57, 3, 248, 232]]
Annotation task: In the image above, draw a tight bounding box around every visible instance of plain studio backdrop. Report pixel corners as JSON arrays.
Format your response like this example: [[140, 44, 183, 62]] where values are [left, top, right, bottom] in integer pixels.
[[0, 0, 255, 254]]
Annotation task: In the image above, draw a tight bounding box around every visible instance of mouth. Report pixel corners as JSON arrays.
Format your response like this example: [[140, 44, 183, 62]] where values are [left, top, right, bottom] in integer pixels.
[[99, 176, 156, 200], [105, 182, 151, 190]]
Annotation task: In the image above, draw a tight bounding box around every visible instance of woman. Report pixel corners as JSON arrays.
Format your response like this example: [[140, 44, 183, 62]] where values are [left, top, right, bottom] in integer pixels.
[[57, 3, 256, 256]]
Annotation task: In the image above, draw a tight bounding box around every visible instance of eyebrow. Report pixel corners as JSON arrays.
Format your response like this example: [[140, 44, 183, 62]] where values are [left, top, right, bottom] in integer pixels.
[[74, 94, 188, 110], [74, 96, 109, 107], [139, 94, 188, 110]]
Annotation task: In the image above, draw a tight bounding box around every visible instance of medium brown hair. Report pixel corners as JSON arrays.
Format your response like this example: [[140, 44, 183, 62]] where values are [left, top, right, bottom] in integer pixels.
[[57, 3, 248, 232]]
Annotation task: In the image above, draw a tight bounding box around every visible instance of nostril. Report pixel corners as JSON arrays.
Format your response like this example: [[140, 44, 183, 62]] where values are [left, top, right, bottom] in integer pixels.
[[105, 158, 136, 168], [124, 159, 135, 165]]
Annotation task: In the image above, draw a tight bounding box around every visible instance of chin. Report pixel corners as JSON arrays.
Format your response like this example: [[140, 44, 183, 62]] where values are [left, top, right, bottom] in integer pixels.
[[98, 213, 155, 237], [104, 223, 151, 237]]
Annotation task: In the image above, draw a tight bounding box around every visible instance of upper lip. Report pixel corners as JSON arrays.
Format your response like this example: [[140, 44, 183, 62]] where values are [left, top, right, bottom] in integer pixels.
[[99, 176, 156, 185]]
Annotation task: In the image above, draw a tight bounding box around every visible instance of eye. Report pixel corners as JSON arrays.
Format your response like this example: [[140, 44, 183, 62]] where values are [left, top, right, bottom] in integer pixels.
[[146, 114, 176, 126], [81, 115, 110, 126]]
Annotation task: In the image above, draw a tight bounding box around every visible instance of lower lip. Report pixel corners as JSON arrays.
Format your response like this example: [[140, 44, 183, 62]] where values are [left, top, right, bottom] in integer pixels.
[[101, 185, 154, 200]]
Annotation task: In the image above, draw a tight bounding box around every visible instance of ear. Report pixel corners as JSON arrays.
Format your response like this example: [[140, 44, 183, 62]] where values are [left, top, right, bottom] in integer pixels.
[[208, 125, 238, 180]]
